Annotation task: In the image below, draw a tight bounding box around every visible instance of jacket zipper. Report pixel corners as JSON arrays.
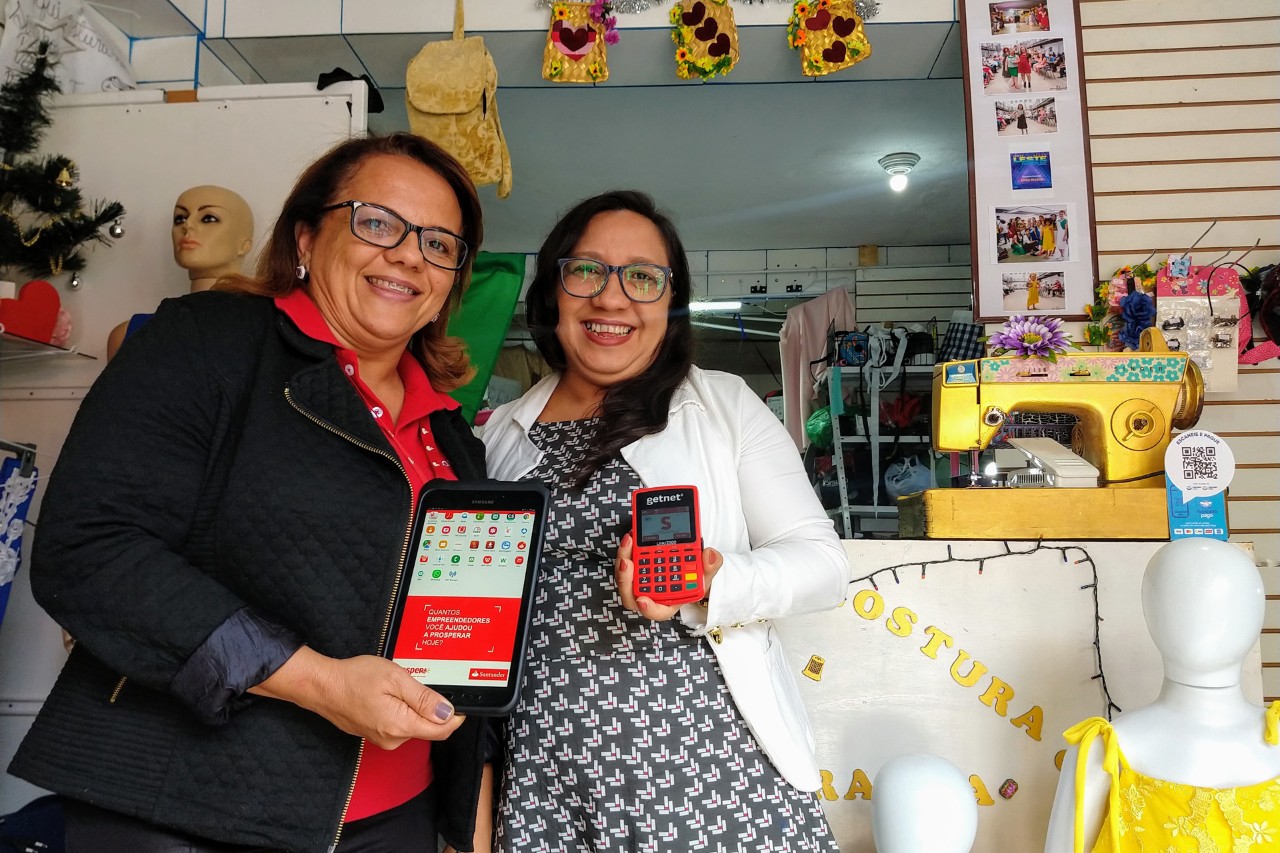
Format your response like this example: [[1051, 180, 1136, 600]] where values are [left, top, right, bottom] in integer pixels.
[[285, 389, 417, 852], [109, 675, 127, 702]]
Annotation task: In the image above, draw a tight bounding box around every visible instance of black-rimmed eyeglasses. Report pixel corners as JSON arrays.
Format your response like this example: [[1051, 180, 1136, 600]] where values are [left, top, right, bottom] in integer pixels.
[[557, 257, 671, 303], [322, 201, 469, 271]]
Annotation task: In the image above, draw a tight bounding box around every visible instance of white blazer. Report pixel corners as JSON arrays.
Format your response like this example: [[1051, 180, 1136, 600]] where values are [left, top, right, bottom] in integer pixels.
[[483, 366, 852, 790]]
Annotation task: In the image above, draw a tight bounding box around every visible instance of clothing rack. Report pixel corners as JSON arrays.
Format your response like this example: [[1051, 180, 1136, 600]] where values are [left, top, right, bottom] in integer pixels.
[[0, 439, 37, 478]]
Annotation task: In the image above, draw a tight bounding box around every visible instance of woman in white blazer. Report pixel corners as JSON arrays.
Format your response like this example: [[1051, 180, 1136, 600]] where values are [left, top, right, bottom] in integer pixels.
[[483, 190, 852, 852]]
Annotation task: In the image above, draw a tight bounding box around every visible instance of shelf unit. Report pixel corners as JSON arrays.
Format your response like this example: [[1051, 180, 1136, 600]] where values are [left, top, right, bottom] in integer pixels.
[[823, 364, 936, 537], [0, 330, 96, 363]]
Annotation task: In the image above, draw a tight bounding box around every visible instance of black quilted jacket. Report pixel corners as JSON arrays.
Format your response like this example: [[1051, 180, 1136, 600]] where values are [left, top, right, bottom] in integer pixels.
[[10, 292, 489, 853]]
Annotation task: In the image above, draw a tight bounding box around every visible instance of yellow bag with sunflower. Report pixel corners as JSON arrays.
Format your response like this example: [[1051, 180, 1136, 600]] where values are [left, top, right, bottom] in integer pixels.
[[543, 2, 609, 84], [670, 0, 739, 80], [787, 0, 871, 77]]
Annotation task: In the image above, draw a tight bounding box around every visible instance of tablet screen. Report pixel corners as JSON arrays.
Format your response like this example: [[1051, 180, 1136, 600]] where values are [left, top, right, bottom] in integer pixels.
[[387, 482, 547, 714]]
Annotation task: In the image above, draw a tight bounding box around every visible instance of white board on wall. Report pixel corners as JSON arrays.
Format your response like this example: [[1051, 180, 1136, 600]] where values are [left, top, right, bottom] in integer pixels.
[[0, 81, 366, 814], [0, 81, 367, 392]]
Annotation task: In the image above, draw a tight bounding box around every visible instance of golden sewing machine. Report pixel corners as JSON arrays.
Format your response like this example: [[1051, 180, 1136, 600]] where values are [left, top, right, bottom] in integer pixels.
[[899, 329, 1204, 539]]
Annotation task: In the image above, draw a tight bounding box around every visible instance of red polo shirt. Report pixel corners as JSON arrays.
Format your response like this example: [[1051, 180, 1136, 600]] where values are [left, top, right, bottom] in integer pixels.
[[275, 290, 459, 822]]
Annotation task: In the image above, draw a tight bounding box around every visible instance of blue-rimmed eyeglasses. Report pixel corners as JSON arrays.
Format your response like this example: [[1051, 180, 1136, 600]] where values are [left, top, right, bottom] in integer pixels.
[[557, 257, 672, 303], [321, 201, 469, 271]]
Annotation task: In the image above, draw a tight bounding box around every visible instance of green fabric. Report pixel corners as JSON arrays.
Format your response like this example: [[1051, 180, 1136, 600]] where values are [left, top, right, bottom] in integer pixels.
[[446, 252, 526, 423]]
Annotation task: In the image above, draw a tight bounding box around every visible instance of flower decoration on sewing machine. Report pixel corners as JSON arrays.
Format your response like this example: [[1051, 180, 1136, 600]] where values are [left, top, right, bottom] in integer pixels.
[[986, 314, 1078, 362]]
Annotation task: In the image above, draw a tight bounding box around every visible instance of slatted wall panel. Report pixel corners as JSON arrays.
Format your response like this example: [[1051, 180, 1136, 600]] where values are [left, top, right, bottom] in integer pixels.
[[1080, 0, 1280, 699], [851, 266, 973, 328]]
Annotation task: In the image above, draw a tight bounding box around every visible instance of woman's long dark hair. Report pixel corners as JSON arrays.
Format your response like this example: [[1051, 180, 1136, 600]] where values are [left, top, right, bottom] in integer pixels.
[[526, 190, 694, 488], [216, 132, 483, 391]]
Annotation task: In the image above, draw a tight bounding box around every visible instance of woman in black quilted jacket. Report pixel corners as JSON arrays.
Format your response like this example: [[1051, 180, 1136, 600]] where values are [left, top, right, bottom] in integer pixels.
[[10, 134, 493, 853]]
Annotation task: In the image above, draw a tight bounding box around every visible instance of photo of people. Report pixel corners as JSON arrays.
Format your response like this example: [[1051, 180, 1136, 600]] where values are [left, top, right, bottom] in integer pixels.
[[989, 1, 1050, 35], [1001, 270, 1066, 311], [1010, 151, 1052, 190], [996, 98, 1058, 135], [994, 204, 1072, 263], [980, 39, 1068, 95]]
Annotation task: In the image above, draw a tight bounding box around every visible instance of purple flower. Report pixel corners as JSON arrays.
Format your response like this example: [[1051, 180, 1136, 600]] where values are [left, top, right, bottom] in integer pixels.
[[988, 314, 1072, 359], [604, 28, 620, 45]]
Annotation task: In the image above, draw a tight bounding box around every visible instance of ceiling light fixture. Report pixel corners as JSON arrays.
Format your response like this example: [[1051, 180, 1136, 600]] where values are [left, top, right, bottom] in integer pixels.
[[879, 152, 921, 192], [689, 300, 744, 313]]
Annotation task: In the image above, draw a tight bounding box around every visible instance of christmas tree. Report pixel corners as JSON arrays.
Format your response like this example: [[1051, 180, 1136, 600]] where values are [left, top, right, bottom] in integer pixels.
[[0, 41, 124, 282]]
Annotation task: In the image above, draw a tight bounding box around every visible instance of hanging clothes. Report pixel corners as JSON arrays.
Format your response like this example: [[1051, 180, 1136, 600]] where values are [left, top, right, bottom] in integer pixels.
[[779, 287, 858, 450]]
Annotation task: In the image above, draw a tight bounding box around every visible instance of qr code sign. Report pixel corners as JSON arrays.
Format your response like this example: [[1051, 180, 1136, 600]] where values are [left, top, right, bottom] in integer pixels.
[[1181, 445, 1218, 480]]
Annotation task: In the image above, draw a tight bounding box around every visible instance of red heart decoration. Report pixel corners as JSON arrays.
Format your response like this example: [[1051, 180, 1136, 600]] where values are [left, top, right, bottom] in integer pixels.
[[832, 15, 858, 37], [805, 9, 831, 30], [0, 279, 61, 343], [707, 32, 731, 58], [694, 17, 718, 41], [552, 20, 597, 59], [822, 40, 848, 64], [681, 1, 706, 26]]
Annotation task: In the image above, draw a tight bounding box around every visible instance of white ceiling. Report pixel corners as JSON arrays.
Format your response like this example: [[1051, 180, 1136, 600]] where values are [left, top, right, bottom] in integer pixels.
[[95, 1, 969, 254]]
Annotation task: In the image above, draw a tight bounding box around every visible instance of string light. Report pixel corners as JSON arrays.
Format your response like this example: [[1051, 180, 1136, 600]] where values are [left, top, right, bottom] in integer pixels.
[[849, 540, 1121, 720]]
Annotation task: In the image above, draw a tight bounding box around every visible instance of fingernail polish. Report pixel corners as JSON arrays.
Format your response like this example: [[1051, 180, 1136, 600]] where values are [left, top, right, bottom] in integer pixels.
[[434, 701, 454, 721]]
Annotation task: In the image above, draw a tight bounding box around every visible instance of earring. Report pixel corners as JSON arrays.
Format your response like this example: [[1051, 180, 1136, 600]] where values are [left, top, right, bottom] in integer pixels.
[[430, 312, 440, 324], [294, 263, 308, 281]]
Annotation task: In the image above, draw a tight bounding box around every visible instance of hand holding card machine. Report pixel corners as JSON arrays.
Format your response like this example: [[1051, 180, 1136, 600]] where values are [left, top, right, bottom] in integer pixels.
[[631, 485, 705, 607], [385, 480, 548, 716]]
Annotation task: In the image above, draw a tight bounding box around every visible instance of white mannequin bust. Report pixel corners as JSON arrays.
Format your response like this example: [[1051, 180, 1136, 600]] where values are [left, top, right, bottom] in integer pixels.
[[1043, 538, 1280, 853], [872, 753, 977, 853], [106, 185, 254, 359]]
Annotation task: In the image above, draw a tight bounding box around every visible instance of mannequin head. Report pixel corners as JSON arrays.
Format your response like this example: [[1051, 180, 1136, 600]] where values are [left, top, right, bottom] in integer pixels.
[[172, 185, 254, 290], [872, 754, 977, 853], [1142, 539, 1264, 688]]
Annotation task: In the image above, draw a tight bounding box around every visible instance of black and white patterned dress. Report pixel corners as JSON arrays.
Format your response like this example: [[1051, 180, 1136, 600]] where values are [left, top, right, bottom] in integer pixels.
[[494, 419, 839, 853]]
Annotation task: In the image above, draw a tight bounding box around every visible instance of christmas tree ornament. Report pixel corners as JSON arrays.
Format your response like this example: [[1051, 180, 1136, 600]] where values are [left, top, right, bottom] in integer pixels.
[[109, 218, 124, 238], [55, 166, 73, 187], [0, 280, 61, 342], [69, 272, 81, 289]]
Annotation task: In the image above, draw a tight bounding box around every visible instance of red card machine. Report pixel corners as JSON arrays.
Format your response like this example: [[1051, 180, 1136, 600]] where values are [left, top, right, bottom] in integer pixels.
[[631, 485, 705, 606]]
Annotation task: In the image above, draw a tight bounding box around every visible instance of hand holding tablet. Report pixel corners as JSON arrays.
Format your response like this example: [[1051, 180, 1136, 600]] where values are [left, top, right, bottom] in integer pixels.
[[385, 481, 549, 716]]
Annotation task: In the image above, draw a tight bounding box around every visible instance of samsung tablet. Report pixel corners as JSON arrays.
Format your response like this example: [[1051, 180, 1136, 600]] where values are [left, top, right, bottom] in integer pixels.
[[385, 480, 548, 716]]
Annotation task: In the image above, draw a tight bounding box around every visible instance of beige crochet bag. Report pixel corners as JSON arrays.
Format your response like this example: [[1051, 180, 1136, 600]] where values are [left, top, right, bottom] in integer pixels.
[[542, 2, 609, 84], [405, 0, 512, 197]]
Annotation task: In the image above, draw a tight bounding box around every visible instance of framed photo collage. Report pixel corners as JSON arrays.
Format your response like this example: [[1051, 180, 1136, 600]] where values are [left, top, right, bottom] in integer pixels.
[[960, 0, 1098, 322]]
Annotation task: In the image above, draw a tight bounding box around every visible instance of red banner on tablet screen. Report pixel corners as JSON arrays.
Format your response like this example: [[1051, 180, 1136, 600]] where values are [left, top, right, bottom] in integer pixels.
[[391, 596, 519, 662]]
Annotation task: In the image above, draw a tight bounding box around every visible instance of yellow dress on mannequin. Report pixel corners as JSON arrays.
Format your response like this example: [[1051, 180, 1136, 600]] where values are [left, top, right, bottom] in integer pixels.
[[1063, 702, 1280, 852]]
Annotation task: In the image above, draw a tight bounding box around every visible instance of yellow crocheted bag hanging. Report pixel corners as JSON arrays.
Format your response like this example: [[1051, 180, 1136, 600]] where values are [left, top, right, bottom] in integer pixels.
[[542, 3, 610, 84], [670, 0, 740, 81], [786, 0, 872, 78]]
